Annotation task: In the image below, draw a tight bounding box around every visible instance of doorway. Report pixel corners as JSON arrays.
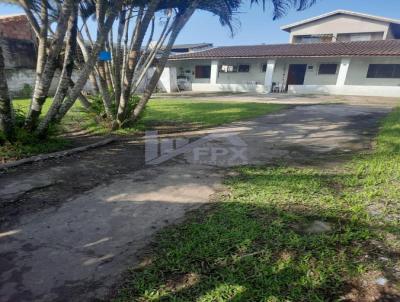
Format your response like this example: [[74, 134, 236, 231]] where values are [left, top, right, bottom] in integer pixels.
[[286, 64, 307, 90]]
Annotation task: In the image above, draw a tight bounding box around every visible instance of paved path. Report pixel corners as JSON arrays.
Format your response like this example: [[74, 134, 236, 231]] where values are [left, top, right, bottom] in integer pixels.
[[0, 104, 393, 301]]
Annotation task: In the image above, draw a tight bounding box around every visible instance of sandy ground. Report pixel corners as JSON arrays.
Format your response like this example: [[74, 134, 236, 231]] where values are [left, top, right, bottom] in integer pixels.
[[0, 95, 398, 301]]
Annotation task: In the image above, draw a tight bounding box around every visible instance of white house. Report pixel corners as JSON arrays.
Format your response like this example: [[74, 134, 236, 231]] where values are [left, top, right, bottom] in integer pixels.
[[163, 10, 400, 97]]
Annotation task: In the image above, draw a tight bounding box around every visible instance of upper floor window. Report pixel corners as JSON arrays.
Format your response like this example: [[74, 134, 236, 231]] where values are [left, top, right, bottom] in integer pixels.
[[318, 63, 338, 75], [337, 32, 384, 42], [195, 65, 211, 79], [293, 34, 333, 44], [367, 64, 400, 78]]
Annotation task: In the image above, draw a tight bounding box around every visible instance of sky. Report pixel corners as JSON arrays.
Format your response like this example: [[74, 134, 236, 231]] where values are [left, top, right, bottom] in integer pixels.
[[1, 0, 400, 46]]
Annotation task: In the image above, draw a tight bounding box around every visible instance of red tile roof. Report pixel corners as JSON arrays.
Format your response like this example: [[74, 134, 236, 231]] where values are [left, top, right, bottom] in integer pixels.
[[169, 40, 400, 60]]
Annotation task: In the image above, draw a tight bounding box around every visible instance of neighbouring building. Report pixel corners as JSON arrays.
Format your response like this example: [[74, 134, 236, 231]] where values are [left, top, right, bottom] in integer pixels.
[[0, 14, 37, 96], [164, 10, 400, 97]]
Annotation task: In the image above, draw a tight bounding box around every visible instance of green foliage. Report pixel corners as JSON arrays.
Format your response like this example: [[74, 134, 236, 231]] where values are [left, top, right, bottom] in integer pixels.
[[88, 93, 143, 121], [18, 83, 33, 98], [115, 108, 400, 301], [143, 99, 286, 127], [0, 101, 70, 161]]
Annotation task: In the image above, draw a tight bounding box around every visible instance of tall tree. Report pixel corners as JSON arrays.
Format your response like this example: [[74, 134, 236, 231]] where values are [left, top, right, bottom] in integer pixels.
[[0, 43, 15, 141]]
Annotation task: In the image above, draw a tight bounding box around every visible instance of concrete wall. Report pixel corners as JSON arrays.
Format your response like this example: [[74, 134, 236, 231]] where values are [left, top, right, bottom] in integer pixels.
[[288, 14, 390, 42], [5, 69, 96, 97], [5, 68, 36, 96], [216, 59, 266, 85], [288, 85, 400, 97], [271, 58, 340, 87], [172, 59, 212, 84], [159, 67, 178, 93], [345, 57, 400, 86], [171, 59, 270, 86]]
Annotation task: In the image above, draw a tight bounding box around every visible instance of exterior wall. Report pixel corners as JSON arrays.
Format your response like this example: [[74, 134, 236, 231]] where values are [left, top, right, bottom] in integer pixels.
[[5, 68, 36, 96], [5, 69, 96, 97], [288, 85, 400, 97], [191, 83, 265, 93], [173, 59, 212, 84], [288, 14, 390, 43], [216, 59, 266, 85], [169, 56, 400, 97], [345, 57, 400, 86], [272, 58, 340, 87], [159, 67, 178, 92]]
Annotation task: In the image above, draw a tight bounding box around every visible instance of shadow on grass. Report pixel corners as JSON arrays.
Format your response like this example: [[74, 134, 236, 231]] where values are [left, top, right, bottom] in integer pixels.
[[114, 166, 400, 302]]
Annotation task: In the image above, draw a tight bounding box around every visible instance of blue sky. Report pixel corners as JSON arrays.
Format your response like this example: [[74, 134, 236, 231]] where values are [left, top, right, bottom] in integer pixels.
[[1, 0, 400, 46]]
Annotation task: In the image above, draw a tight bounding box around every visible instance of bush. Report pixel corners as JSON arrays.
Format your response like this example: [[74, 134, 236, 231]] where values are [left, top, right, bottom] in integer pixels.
[[19, 84, 33, 98], [88, 93, 145, 128]]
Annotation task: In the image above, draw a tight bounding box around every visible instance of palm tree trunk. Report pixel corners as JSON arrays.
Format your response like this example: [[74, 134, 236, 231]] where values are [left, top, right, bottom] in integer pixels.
[[131, 3, 198, 122], [54, 0, 124, 122], [116, 0, 161, 125], [24, 0, 75, 131], [0, 45, 15, 142], [36, 2, 78, 137]]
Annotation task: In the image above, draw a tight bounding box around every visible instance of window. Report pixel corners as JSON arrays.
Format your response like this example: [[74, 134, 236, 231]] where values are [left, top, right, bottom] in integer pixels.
[[262, 64, 267, 72], [367, 64, 400, 78], [318, 63, 338, 75], [238, 64, 250, 72], [220, 64, 250, 73], [195, 65, 211, 79], [350, 33, 372, 41]]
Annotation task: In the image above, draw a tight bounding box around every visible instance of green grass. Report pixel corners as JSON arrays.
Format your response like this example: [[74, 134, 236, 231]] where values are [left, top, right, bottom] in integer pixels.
[[1, 98, 285, 161], [114, 108, 400, 301], [143, 99, 286, 127]]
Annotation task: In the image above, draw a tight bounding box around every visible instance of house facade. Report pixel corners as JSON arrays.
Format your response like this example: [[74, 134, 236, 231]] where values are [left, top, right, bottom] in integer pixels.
[[164, 10, 400, 97]]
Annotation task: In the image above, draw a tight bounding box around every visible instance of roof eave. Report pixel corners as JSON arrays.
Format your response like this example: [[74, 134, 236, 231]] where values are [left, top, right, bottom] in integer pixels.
[[169, 54, 400, 61]]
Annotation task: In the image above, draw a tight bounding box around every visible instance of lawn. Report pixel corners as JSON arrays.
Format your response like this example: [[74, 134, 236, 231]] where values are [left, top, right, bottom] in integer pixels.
[[1, 99, 285, 161], [114, 107, 400, 301]]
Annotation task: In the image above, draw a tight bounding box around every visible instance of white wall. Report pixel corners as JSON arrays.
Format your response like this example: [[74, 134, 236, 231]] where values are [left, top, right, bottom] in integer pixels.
[[192, 83, 265, 93], [345, 57, 400, 86], [288, 85, 400, 97], [272, 58, 340, 86], [169, 56, 400, 97], [159, 67, 178, 93]]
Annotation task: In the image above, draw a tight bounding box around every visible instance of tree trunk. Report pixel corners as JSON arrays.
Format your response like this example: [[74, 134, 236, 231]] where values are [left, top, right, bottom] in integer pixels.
[[24, 0, 75, 131], [116, 0, 161, 125], [36, 2, 78, 137], [54, 0, 124, 122], [97, 60, 114, 118], [0, 45, 15, 142], [131, 4, 198, 123]]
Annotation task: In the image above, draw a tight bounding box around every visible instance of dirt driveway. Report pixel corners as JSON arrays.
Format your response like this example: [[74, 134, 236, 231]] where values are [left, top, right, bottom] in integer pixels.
[[0, 98, 397, 301]]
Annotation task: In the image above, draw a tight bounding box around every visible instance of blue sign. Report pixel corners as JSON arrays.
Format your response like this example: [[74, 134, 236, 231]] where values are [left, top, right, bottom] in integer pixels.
[[99, 51, 111, 61]]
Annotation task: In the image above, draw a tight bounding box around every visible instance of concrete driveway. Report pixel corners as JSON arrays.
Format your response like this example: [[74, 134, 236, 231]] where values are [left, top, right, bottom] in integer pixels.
[[0, 101, 396, 301]]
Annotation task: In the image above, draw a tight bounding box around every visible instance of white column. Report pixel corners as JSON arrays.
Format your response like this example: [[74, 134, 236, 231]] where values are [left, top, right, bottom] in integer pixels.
[[264, 59, 276, 93], [159, 67, 171, 93], [210, 60, 219, 85], [336, 58, 351, 86]]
